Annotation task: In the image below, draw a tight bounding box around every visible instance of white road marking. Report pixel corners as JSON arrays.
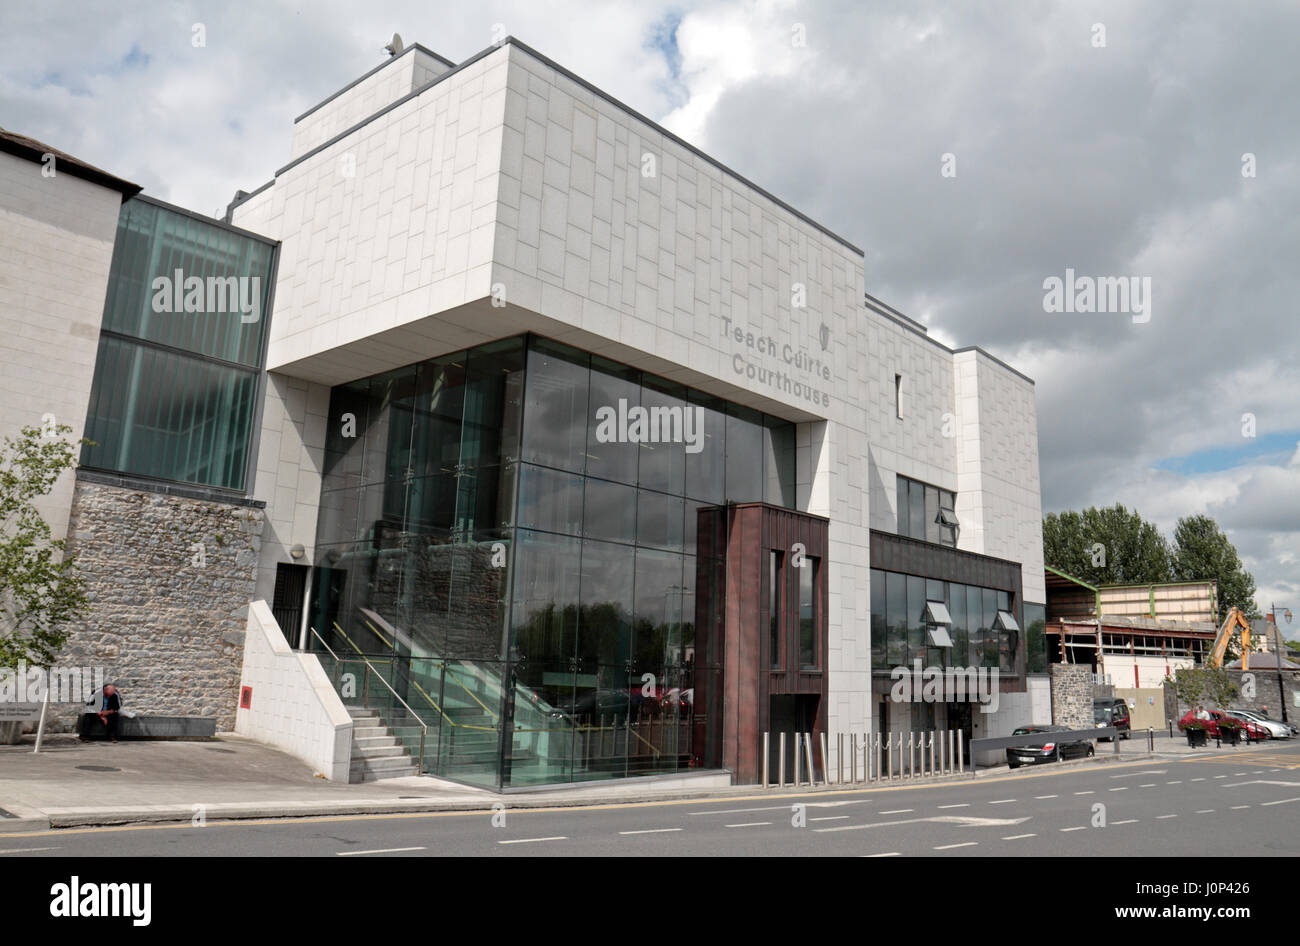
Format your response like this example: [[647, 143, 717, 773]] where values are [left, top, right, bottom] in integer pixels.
[[725, 822, 772, 828], [1224, 779, 1300, 788], [337, 846, 426, 856], [1060, 826, 1087, 832], [1157, 814, 1178, 819], [1229, 805, 1250, 810], [1261, 797, 1300, 807], [1002, 833, 1036, 840], [988, 799, 1017, 805], [1112, 819, 1139, 825], [1166, 780, 1182, 784], [1214, 775, 1226, 779], [1034, 794, 1057, 799], [815, 815, 1029, 834], [1195, 809, 1215, 814], [619, 828, 683, 835], [498, 837, 567, 845], [1074, 791, 1095, 795], [1191, 778, 1206, 782], [810, 816, 850, 822], [1234, 772, 1247, 776], [1139, 783, 1157, 788], [0, 847, 59, 855], [864, 852, 900, 857], [1111, 769, 1166, 779], [879, 809, 913, 814], [937, 804, 969, 809], [1109, 787, 1128, 792], [935, 842, 978, 850]]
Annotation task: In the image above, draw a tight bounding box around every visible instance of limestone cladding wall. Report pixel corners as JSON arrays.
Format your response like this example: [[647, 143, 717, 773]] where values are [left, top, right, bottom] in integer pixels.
[[1050, 664, 1094, 730], [52, 481, 264, 731], [0, 151, 122, 543]]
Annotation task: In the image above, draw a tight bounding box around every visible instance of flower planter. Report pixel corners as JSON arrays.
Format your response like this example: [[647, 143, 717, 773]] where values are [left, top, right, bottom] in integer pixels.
[[1186, 728, 1208, 747], [1220, 728, 1242, 746]]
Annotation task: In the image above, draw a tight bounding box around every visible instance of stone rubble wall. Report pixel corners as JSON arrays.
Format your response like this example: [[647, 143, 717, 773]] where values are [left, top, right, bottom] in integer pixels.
[[49, 479, 264, 732]]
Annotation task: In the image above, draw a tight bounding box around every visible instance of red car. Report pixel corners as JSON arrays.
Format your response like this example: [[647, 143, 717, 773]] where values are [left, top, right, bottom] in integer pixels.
[[1178, 709, 1269, 740]]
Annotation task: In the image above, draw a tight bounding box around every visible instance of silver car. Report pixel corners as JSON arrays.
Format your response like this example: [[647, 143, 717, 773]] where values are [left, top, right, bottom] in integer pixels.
[[1230, 708, 1293, 738]]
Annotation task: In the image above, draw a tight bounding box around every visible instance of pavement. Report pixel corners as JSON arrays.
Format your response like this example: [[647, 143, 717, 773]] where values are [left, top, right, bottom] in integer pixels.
[[0, 728, 1279, 832]]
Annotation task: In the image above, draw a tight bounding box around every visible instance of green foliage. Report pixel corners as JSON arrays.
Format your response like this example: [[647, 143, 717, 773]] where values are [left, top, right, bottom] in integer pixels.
[[1043, 504, 1172, 585], [1171, 665, 1238, 713], [1043, 506, 1258, 622], [1171, 514, 1259, 622], [0, 424, 90, 669]]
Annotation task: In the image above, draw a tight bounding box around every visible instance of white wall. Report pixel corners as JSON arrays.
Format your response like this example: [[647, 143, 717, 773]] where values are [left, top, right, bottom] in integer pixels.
[[0, 151, 122, 542], [235, 599, 353, 781]]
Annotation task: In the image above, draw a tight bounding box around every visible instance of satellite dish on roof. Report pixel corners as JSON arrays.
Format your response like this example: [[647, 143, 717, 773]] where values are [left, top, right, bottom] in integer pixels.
[[385, 33, 404, 57]]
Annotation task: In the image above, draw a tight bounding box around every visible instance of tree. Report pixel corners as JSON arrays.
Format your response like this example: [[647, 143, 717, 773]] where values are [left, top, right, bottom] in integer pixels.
[[1170, 665, 1238, 713], [1042, 504, 1173, 585], [1171, 515, 1258, 622], [0, 423, 90, 669]]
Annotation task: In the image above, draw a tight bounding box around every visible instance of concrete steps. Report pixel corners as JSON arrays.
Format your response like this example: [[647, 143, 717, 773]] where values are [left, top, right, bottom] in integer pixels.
[[346, 706, 418, 782]]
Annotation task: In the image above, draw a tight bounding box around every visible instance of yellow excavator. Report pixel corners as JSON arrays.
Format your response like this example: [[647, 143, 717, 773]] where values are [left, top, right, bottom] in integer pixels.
[[1207, 607, 1253, 670]]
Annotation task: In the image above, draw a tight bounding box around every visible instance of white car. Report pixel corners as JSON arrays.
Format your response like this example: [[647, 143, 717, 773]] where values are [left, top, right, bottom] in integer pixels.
[[1230, 709, 1293, 738]]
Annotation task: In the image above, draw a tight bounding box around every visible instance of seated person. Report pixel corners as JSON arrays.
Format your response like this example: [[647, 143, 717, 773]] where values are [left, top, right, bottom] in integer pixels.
[[79, 684, 123, 742]]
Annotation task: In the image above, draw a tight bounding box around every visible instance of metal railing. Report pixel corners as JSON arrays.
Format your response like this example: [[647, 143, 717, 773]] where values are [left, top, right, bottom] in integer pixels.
[[310, 626, 427, 775], [761, 729, 966, 788]]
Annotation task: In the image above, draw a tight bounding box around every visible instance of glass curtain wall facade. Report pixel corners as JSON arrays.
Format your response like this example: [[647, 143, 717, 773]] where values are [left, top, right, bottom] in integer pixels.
[[870, 568, 1018, 674], [81, 197, 276, 491], [309, 334, 796, 788]]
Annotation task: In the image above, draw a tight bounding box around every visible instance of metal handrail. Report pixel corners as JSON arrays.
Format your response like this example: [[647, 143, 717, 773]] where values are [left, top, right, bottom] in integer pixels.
[[310, 626, 427, 774]]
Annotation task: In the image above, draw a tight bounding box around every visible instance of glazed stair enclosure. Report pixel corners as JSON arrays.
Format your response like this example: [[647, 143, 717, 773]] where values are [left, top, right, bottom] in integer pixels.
[[310, 610, 695, 787]]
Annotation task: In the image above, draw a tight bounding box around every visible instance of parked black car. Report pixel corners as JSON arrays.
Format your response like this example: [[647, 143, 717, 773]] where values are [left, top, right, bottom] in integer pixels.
[[1006, 725, 1096, 768], [1093, 698, 1131, 740]]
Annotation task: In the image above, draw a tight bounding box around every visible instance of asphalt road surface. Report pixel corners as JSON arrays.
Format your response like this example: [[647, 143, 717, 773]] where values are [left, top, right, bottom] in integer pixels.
[[5, 743, 1298, 857]]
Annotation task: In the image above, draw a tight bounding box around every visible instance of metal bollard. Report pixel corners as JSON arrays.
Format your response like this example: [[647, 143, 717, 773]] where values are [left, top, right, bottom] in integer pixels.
[[805, 733, 817, 786], [907, 732, 914, 779], [887, 733, 894, 780], [822, 732, 830, 786], [779, 732, 787, 788], [1148, 727, 1153, 752], [837, 733, 844, 785], [794, 733, 803, 786], [850, 733, 858, 783], [957, 729, 964, 774], [763, 732, 770, 789]]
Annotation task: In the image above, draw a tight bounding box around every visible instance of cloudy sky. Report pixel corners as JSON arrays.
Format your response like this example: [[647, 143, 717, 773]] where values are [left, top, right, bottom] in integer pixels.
[[3, 1, 1297, 631]]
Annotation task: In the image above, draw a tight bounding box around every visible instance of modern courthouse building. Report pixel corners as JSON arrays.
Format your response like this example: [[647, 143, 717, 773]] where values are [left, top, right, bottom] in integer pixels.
[[0, 36, 1044, 786]]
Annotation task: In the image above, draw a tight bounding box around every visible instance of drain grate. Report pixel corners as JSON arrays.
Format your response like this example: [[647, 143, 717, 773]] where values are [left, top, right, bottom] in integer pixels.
[[74, 765, 120, 772]]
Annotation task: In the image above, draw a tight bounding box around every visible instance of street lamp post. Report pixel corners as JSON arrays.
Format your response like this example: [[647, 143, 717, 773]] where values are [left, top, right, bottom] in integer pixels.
[[1268, 604, 1293, 724]]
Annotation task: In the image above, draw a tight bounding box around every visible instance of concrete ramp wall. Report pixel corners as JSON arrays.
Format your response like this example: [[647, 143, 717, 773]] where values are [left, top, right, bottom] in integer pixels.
[[235, 600, 353, 781]]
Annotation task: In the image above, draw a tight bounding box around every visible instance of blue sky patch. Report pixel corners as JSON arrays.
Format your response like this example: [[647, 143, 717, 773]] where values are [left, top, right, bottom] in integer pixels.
[[1155, 430, 1300, 475]]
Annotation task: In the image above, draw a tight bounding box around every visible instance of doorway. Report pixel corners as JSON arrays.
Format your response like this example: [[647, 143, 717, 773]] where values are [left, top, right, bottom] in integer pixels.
[[768, 693, 820, 783]]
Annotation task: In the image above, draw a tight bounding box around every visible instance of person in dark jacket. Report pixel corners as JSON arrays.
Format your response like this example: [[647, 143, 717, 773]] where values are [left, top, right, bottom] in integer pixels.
[[79, 684, 122, 742]]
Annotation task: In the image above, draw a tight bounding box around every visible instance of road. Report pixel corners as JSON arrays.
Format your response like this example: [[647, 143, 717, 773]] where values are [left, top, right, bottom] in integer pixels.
[[4, 743, 1298, 857]]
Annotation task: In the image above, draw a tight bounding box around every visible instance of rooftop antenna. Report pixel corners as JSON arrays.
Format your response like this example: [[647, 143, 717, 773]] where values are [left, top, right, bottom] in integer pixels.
[[384, 33, 404, 57]]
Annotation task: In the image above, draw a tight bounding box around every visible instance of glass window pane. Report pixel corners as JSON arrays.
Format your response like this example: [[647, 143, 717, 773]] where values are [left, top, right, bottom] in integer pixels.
[[581, 477, 637, 544], [897, 476, 909, 536], [636, 489, 684, 552], [725, 404, 764, 503], [983, 588, 1000, 668], [516, 464, 584, 535], [870, 569, 886, 667], [771, 551, 785, 668], [925, 485, 940, 543], [909, 480, 925, 540], [637, 376, 688, 495], [949, 582, 968, 665], [521, 338, 589, 473], [684, 391, 725, 503], [967, 585, 983, 667], [907, 575, 926, 666], [586, 356, 641, 485], [886, 572, 907, 667], [799, 557, 818, 668]]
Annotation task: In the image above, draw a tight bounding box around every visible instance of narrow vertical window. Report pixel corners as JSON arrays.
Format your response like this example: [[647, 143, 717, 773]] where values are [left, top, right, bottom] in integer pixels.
[[799, 556, 818, 668], [769, 550, 783, 668], [894, 373, 904, 418]]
